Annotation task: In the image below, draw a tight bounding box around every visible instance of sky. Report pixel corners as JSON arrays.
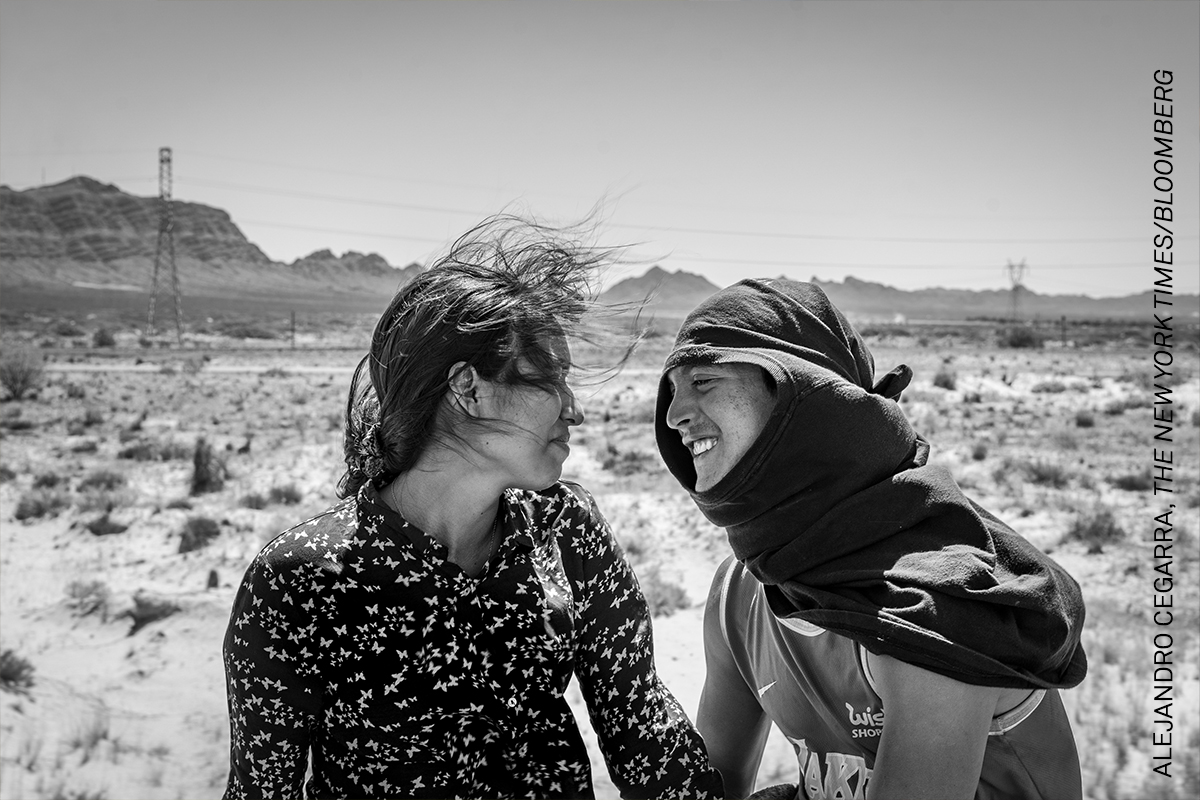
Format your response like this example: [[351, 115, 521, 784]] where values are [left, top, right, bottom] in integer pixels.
[[1, 0, 1197, 299]]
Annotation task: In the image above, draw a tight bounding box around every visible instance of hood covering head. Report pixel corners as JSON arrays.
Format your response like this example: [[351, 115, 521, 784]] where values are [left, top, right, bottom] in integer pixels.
[[655, 279, 1086, 690]]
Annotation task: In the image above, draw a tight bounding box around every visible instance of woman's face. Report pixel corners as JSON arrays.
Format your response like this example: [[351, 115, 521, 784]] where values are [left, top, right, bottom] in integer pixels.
[[477, 336, 584, 491]]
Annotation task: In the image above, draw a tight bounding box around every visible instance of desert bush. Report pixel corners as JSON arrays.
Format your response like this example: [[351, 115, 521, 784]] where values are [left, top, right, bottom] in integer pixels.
[[124, 591, 181, 634], [1075, 410, 1096, 428], [269, 483, 303, 505], [52, 319, 84, 337], [15, 489, 71, 520], [1105, 396, 1143, 416], [86, 513, 129, 536], [1031, 380, 1067, 394], [78, 469, 127, 492], [0, 648, 35, 694], [92, 327, 117, 348], [0, 465, 15, 483], [66, 580, 112, 618], [241, 492, 269, 510], [165, 497, 193, 510], [1067, 507, 1125, 553], [220, 322, 276, 340], [1024, 459, 1071, 489], [601, 445, 662, 477], [33, 471, 63, 489], [635, 563, 690, 618], [932, 369, 957, 391], [998, 327, 1043, 349], [1111, 469, 1154, 492], [971, 442, 988, 461], [179, 516, 221, 553], [0, 415, 36, 431], [0, 345, 45, 400], [261, 367, 290, 379], [66, 381, 87, 398], [118, 438, 191, 461], [191, 436, 228, 495]]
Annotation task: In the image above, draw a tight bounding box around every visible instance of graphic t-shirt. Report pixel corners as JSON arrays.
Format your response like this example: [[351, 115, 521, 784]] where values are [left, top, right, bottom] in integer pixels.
[[223, 482, 722, 800], [706, 557, 1083, 800]]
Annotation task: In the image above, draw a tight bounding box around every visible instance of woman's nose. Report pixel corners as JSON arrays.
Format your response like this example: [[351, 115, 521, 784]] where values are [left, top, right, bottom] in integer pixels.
[[561, 386, 584, 426]]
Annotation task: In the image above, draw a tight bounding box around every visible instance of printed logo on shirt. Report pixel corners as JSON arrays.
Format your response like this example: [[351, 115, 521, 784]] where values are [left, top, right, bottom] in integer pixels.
[[845, 703, 884, 739], [788, 737, 872, 800]]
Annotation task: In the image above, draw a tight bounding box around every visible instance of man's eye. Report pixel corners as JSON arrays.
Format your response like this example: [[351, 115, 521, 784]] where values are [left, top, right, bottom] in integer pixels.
[[693, 377, 714, 388]]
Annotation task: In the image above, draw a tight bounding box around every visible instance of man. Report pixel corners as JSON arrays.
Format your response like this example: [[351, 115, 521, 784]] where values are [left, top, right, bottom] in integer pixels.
[[654, 279, 1085, 800]]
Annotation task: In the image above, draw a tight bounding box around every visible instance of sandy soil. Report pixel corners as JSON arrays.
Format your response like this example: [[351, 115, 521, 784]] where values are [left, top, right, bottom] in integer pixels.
[[1, 339, 1197, 799]]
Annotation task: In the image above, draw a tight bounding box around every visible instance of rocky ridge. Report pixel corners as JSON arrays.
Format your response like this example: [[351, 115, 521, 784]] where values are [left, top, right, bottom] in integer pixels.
[[0, 177, 417, 300]]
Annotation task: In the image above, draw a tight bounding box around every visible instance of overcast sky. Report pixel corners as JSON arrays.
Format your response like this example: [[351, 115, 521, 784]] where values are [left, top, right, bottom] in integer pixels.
[[2, 0, 1197, 298]]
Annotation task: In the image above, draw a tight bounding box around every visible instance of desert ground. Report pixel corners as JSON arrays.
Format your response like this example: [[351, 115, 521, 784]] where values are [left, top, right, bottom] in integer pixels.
[[0, 309, 1197, 800]]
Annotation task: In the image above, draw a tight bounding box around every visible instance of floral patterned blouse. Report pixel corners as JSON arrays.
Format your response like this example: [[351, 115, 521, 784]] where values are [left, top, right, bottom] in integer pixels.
[[222, 481, 722, 799]]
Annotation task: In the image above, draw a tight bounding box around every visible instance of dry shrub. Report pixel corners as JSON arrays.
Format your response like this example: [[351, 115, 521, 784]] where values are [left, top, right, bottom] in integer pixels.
[[932, 369, 957, 391], [179, 516, 221, 553], [999, 327, 1043, 349], [269, 483, 302, 505], [66, 580, 112, 619], [86, 513, 129, 536], [1105, 396, 1143, 416], [1111, 469, 1154, 492], [78, 469, 126, 492], [241, 492, 269, 510], [601, 444, 661, 477], [123, 591, 181, 634], [1067, 507, 1125, 553], [15, 489, 71, 520], [190, 436, 228, 495], [1031, 380, 1067, 394], [635, 563, 690, 618], [92, 327, 117, 348], [1024, 459, 1072, 489], [0, 345, 45, 400], [0, 649, 35, 695], [118, 438, 191, 461], [971, 442, 988, 461], [1075, 410, 1096, 428]]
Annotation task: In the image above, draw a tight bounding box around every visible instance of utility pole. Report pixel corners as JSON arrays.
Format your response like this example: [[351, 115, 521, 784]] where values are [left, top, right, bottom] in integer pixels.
[[146, 147, 183, 344], [1005, 259, 1028, 322]]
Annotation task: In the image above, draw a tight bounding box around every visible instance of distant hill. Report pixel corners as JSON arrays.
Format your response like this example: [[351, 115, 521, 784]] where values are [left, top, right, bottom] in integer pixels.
[[0, 176, 419, 306], [598, 268, 1196, 322], [3, 176, 1193, 321]]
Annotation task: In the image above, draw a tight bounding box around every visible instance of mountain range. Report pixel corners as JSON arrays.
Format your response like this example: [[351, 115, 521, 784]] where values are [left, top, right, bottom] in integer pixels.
[[2, 176, 1190, 321]]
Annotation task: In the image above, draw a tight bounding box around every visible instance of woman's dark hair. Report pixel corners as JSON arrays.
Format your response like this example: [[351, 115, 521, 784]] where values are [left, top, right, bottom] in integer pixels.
[[338, 213, 634, 498]]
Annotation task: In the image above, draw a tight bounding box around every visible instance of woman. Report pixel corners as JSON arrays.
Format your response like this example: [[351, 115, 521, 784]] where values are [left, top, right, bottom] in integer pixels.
[[223, 215, 723, 799]]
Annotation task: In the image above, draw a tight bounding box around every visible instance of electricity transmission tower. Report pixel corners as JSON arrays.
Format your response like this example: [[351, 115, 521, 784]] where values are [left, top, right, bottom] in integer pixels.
[[146, 147, 183, 344], [1005, 259, 1028, 321]]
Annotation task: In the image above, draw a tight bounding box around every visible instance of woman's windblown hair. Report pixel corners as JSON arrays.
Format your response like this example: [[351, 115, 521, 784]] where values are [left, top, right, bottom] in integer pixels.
[[339, 212, 637, 498]]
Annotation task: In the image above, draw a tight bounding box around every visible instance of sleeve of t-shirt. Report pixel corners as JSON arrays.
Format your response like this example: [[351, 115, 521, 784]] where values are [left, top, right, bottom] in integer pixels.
[[222, 542, 322, 799], [563, 485, 725, 800]]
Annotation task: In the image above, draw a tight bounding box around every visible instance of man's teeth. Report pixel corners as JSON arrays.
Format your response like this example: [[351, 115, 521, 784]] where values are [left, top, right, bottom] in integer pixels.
[[690, 438, 716, 456]]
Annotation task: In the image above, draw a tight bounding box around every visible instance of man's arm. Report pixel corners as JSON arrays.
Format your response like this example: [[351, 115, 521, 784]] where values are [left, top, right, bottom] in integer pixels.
[[697, 563, 773, 798], [866, 651, 1002, 800]]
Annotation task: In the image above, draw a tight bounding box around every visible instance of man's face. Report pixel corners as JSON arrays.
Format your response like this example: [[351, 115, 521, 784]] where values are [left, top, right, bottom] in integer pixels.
[[664, 362, 775, 492]]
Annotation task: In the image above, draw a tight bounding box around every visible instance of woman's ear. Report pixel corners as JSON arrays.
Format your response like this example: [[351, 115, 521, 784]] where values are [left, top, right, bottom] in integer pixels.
[[447, 362, 483, 416]]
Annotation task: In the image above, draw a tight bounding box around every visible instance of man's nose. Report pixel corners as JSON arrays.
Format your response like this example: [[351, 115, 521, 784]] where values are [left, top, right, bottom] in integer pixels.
[[665, 389, 692, 430]]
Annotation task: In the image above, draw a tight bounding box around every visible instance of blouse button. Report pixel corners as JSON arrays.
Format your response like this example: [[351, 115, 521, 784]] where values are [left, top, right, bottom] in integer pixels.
[[507, 697, 518, 709]]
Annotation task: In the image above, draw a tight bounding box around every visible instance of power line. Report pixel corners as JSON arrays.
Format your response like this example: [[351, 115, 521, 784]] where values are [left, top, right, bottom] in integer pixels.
[[175, 177, 1196, 246]]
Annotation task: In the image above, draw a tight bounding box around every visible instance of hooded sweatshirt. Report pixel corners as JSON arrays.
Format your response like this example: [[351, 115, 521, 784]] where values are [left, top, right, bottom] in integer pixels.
[[655, 278, 1087, 690]]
